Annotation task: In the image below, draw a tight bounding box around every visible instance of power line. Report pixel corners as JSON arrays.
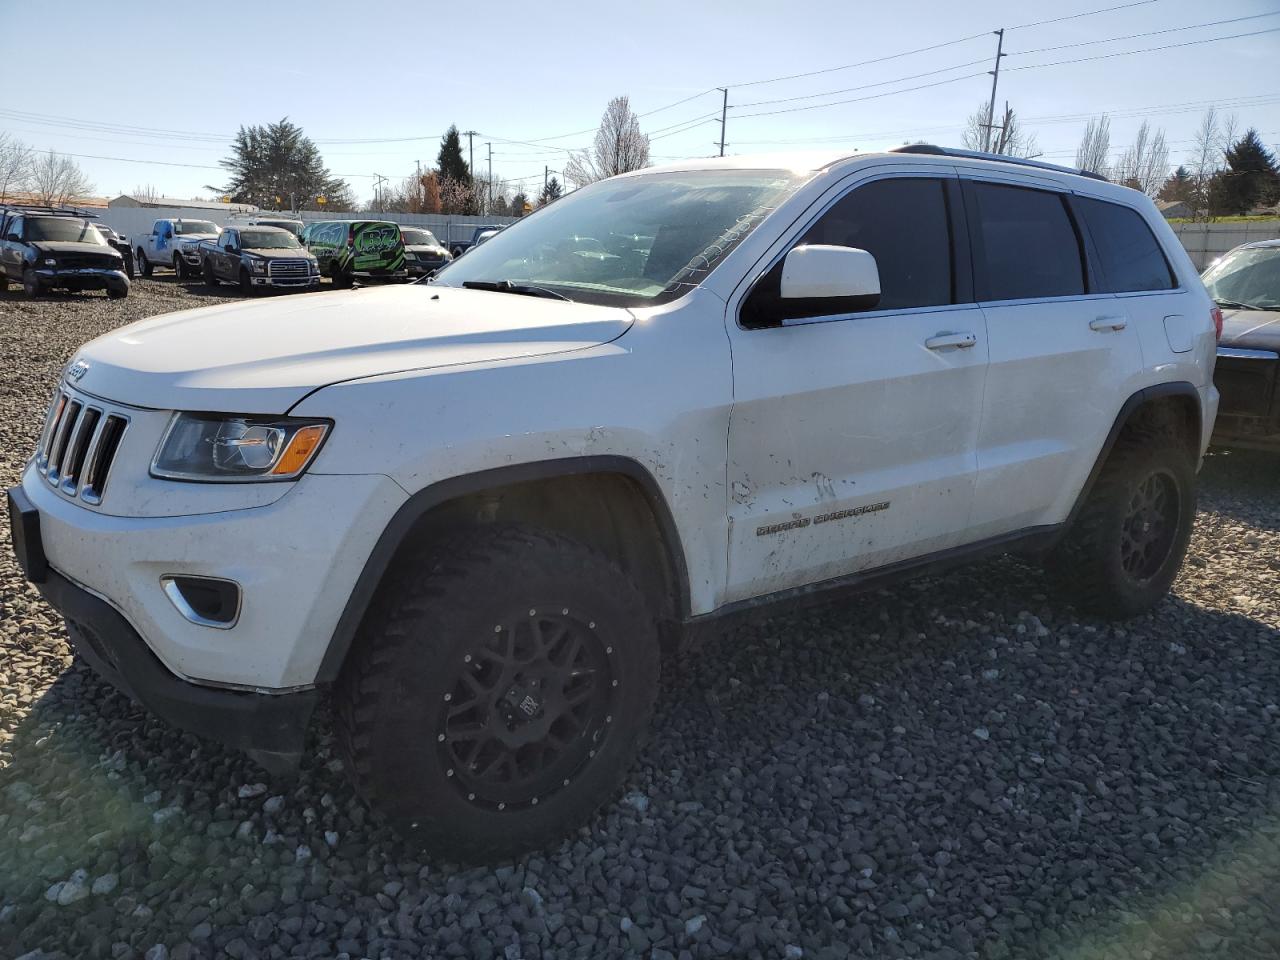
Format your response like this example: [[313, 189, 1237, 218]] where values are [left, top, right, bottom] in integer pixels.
[[1004, 0, 1160, 31], [1009, 11, 1280, 56], [732, 56, 992, 109], [1007, 25, 1280, 72], [731, 71, 991, 120]]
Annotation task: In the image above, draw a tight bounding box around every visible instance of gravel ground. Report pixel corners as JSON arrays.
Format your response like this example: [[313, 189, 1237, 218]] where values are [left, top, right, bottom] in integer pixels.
[[1, 279, 1277, 960]]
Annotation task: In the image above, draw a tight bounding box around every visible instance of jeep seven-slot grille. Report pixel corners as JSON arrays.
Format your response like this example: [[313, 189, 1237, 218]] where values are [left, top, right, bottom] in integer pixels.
[[36, 388, 129, 505]]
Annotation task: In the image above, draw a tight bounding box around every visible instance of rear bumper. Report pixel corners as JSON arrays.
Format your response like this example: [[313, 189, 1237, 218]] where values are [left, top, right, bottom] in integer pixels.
[[41, 563, 319, 760]]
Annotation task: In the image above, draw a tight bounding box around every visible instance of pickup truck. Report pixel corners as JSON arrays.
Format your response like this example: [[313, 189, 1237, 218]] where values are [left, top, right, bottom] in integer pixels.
[[134, 218, 220, 278], [449, 224, 501, 258], [199, 225, 320, 294]]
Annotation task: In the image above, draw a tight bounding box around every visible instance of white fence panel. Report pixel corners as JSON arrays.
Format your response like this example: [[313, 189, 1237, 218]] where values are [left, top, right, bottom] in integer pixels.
[[1170, 220, 1280, 270]]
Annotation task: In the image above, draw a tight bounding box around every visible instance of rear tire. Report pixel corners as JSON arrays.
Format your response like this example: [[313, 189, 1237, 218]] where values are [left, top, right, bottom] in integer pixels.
[[336, 525, 660, 862], [137, 249, 153, 277], [1045, 429, 1195, 618]]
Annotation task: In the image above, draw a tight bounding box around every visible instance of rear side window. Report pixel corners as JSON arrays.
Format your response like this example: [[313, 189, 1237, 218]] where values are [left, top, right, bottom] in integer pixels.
[[801, 177, 953, 311], [968, 182, 1084, 301], [1075, 196, 1176, 293]]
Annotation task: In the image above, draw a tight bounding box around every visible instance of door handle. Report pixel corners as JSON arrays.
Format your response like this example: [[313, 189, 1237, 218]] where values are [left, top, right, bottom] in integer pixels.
[[925, 332, 977, 350], [1089, 315, 1128, 332]]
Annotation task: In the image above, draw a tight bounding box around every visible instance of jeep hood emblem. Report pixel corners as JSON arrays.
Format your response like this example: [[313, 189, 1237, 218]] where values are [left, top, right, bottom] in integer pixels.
[[66, 360, 89, 383]]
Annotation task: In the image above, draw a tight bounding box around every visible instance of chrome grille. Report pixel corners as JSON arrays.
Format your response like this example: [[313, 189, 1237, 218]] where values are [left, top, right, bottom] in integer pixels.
[[268, 258, 310, 278], [36, 388, 129, 505]]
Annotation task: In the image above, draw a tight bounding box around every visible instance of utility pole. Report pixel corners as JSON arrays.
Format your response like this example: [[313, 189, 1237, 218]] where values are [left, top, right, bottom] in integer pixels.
[[717, 87, 728, 157], [461, 130, 476, 181], [486, 141, 493, 216], [544, 165, 549, 195], [372, 173, 388, 212], [981, 29, 1005, 153]]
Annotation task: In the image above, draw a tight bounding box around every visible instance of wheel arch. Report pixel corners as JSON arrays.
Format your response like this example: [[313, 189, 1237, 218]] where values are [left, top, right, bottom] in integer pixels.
[[1065, 380, 1202, 530], [315, 456, 692, 684]]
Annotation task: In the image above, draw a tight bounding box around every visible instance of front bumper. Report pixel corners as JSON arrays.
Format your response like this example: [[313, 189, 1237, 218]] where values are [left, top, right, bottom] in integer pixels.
[[16, 461, 406, 689], [405, 258, 449, 277], [250, 274, 321, 289], [1211, 348, 1277, 450], [34, 267, 128, 289]]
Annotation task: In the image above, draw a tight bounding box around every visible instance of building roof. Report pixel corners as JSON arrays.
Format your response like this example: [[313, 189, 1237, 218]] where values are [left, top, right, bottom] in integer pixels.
[[109, 195, 258, 212]]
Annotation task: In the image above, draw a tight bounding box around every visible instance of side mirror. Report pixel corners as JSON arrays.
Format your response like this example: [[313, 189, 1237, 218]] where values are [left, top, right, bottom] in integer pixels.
[[780, 245, 881, 307], [6, 233, 19, 242]]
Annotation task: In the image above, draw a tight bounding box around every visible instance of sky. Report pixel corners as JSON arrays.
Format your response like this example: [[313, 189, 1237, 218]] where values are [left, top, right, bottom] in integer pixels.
[[3, 0, 1278, 206]]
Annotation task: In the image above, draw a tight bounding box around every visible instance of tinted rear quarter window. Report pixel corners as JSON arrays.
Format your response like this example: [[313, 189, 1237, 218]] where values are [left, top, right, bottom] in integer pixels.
[[968, 181, 1084, 301], [1075, 196, 1175, 293]]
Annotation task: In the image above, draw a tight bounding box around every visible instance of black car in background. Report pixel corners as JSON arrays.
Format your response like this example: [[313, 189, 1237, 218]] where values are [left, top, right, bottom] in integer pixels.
[[399, 226, 452, 278], [93, 222, 136, 278], [1204, 238, 1280, 452], [0, 205, 129, 299]]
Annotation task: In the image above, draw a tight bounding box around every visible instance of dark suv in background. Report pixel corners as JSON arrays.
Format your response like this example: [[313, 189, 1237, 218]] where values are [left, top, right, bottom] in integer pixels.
[[0, 205, 129, 299]]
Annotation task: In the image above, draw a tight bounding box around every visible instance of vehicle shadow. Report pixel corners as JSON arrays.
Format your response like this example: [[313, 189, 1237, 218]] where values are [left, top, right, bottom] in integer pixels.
[[1199, 448, 1280, 532], [1, 551, 1277, 958]]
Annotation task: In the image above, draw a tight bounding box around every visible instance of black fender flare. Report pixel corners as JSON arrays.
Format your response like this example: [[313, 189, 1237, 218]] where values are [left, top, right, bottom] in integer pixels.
[[315, 455, 691, 684], [1061, 380, 1202, 532]]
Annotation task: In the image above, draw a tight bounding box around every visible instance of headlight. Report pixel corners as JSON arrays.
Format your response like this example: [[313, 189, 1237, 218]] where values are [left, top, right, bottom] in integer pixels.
[[43, 258, 57, 267], [152, 414, 330, 482], [250, 259, 268, 274], [309, 260, 319, 274]]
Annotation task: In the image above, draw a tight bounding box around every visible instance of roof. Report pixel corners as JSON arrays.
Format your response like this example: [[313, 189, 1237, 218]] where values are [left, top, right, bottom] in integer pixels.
[[109, 194, 258, 212]]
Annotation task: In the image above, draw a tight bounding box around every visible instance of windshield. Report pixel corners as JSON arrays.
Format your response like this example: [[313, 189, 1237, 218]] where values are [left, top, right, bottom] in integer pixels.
[[401, 229, 440, 246], [174, 220, 218, 235], [1203, 246, 1280, 310], [241, 230, 301, 250], [25, 218, 106, 244], [433, 169, 807, 306]]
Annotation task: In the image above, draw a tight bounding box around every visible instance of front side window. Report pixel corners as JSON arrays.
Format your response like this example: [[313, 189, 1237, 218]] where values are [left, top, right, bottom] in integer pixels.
[[968, 182, 1084, 301], [1202, 245, 1280, 310], [1076, 197, 1175, 293], [6, 217, 22, 239], [174, 220, 217, 235], [741, 177, 954, 327], [434, 169, 807, 307], [25, 218, 106, 244]]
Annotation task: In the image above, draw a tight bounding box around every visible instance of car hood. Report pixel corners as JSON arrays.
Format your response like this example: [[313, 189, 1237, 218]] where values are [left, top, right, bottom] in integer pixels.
[[176, 233, 219, 244], [33, 241, 121, 258], [406, 244, 449, 256], [70, 284, 635, 412], [243, 246, 315, 260], [1219, 309, 1280, 352]]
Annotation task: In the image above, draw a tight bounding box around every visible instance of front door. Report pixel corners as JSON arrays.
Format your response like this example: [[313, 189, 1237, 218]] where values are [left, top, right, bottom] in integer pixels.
[[723, 173, 989, 604]]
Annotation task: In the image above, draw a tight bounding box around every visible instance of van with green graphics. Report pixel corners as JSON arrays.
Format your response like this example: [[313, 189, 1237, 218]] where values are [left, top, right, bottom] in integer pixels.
[[300, 219, 407, 287]]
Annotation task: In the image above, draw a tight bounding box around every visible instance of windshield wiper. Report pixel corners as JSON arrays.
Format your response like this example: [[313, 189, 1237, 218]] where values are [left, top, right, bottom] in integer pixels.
[[462, 279, 572, 301], [1214, 297, 1263, 311]]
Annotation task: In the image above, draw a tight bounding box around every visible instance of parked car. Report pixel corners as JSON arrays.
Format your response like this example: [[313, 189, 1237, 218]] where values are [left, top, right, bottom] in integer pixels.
[[199, 225, 320, 294], [399, 226, 452, 278], [0, 205, 129, 299], [300, 219, 406, 287], [8, 145, 1218, 862], [93, 223, 136, 279], [135, 219, 220, 278], [231, 215, 305, 238], [1202, 238, 1280, 451], [450, 224, 501, 258]]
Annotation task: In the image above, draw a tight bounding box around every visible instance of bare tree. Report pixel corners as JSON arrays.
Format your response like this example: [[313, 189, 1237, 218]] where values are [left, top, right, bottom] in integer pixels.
[[564, 96, 650, 187], [1113, 121, 1169, 197], [130, 183, 160, 204], [1075, 115, 1112, 178], [961, 101, 1039, 158], [1188, 106, 1224, 220], [0, 133, 33, 202], [29, 151, 95, 206]]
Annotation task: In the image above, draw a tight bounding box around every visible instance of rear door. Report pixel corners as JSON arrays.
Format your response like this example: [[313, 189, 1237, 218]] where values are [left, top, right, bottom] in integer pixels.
[[963, 176, 1144, 538], [723, 170, 989, 603]]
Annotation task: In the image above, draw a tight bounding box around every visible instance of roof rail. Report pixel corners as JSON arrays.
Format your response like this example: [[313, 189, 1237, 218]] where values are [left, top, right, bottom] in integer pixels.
[[890, 144, 1109, 182], [0, 202, 100, 219]]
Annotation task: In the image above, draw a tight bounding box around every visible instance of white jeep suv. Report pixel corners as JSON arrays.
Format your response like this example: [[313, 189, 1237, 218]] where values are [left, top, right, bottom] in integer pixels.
[[7, 146, 1219, 861]]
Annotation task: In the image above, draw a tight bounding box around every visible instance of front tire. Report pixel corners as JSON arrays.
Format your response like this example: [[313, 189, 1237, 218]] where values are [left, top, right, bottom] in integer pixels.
[[336, 525, 660, 862], [1046, 431, 1196, 618], [173, 255, 187, 279], [106, 282, 128, 300], [22, 268, 41, 299], [238, 268, 253, 296], [330, 261, 353, 289], [203, 261, 220, 288]]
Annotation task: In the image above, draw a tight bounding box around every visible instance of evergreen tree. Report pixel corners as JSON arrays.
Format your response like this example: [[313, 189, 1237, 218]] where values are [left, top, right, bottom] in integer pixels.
[[210, 117, 352, 210], [1158, 166, 1194, 204], [537, 176, 563, 206], [1213, 129, 1280, 214], [436, 126, 472, 187], [510, 191, 530, 216]]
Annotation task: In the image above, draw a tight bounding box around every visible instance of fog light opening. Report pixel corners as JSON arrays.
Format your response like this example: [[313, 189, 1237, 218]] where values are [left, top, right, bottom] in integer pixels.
[[161, 575, 241, 629]]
